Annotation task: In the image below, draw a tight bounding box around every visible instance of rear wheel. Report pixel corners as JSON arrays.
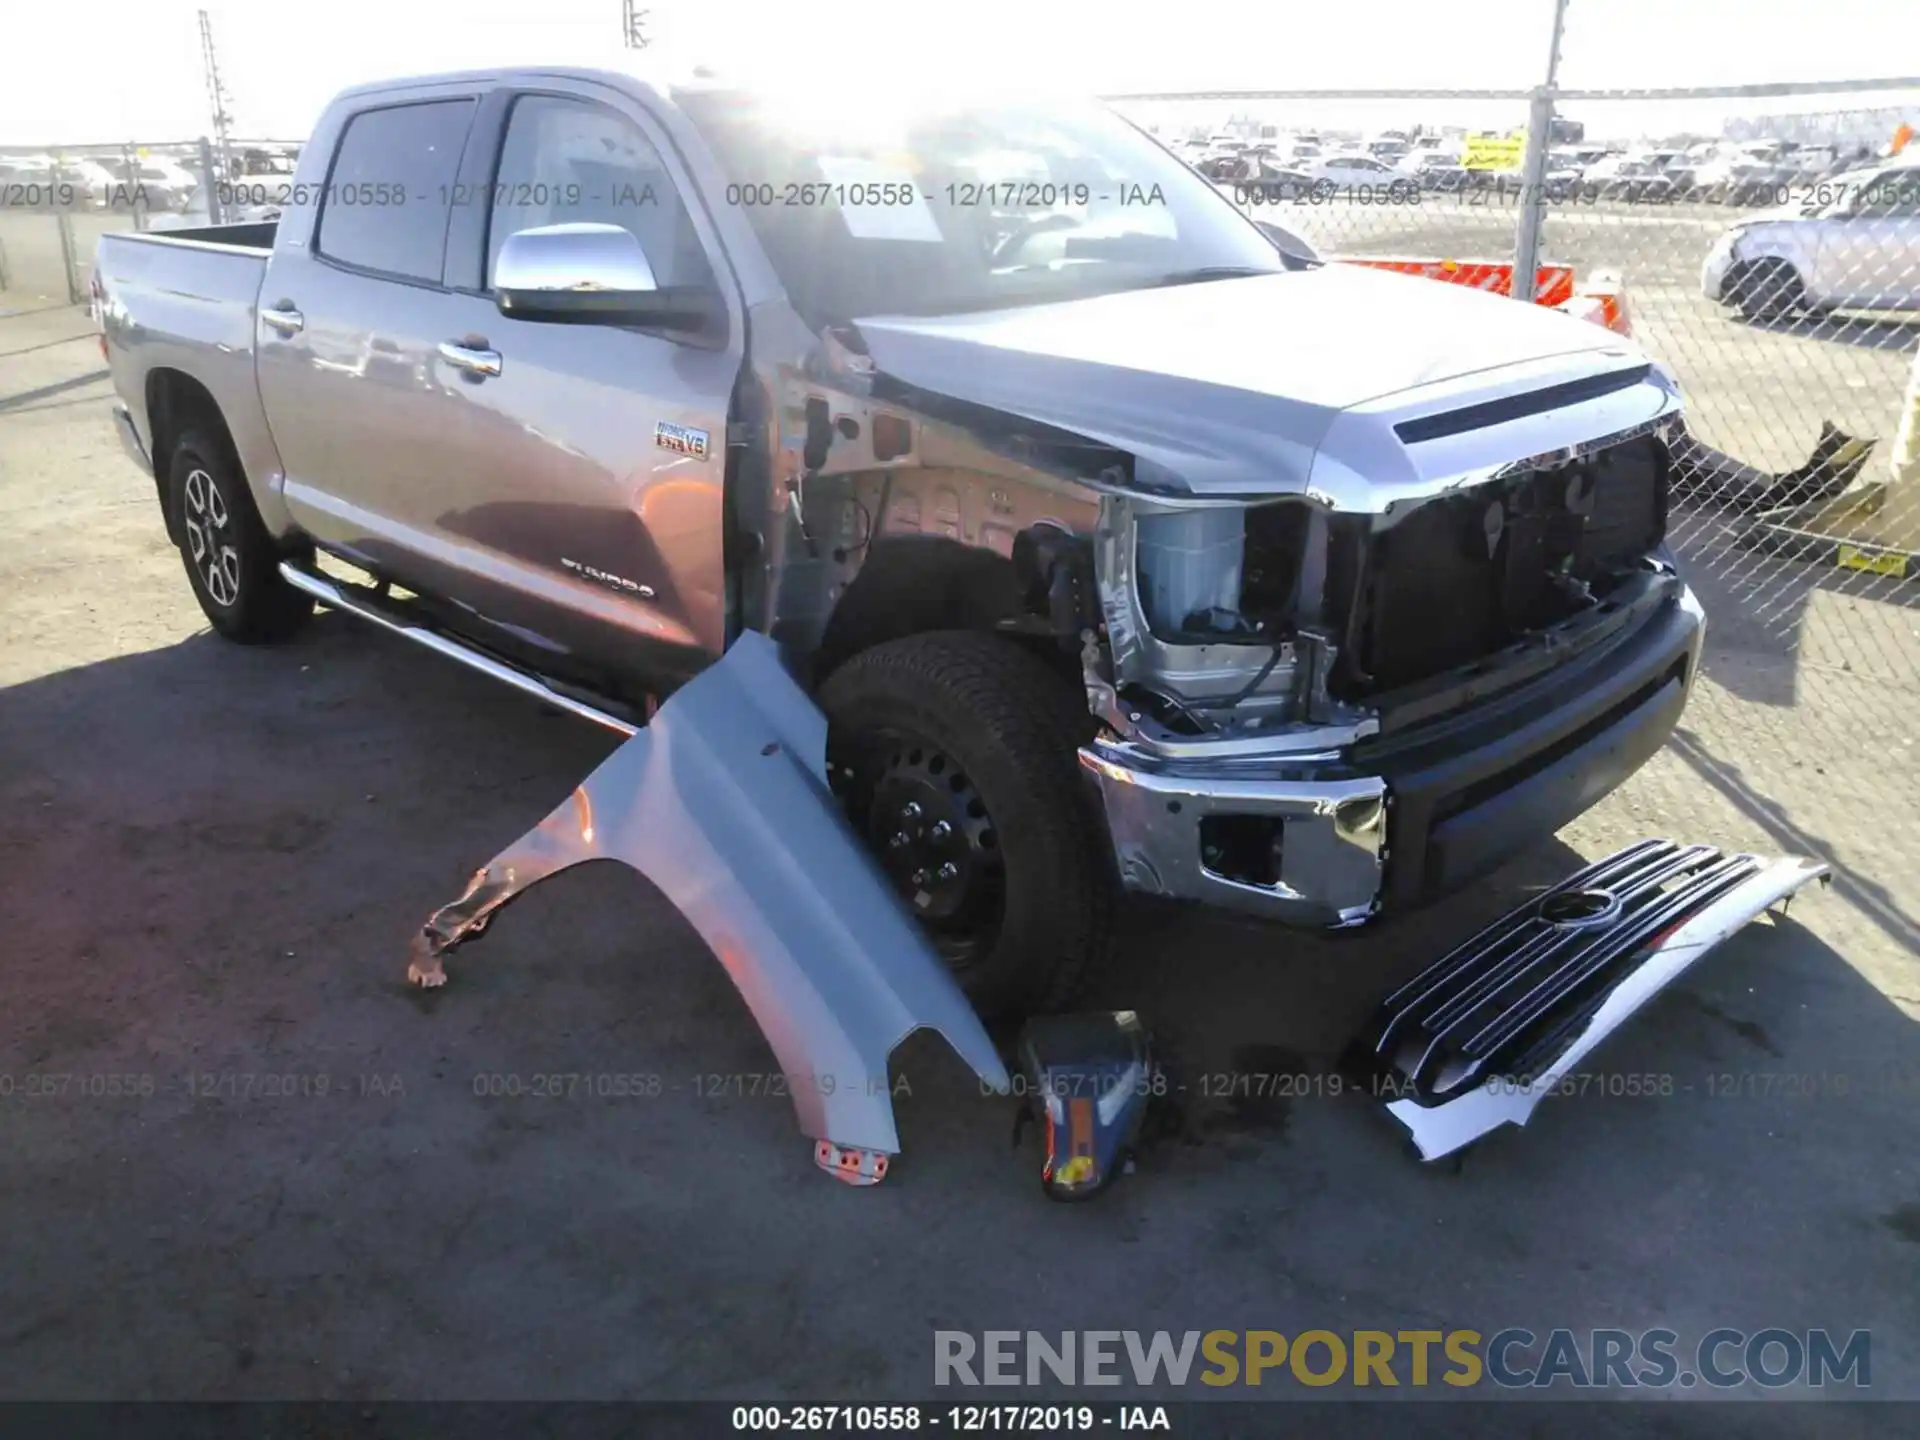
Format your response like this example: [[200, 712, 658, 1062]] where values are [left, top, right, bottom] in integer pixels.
[[820, 631, 1116, 1018], [167, 427, 314, 643], [1727, 259, 1806, 320]]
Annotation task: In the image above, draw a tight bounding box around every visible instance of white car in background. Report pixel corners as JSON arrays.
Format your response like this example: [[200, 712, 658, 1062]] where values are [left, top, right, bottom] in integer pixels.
[[99, 156, 199, 211], [1303, 152, 1411, 192], [52, 159, 117, 210], [1702, 161, 1920, 316]]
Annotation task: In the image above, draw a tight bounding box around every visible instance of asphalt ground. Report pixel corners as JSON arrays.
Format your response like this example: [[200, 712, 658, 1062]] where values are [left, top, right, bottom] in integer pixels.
[[2, 222, 1917, 1427]]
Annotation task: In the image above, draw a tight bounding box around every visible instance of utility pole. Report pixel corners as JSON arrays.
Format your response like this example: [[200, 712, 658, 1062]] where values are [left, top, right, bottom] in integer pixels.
[[198, 9, 236, 181], [622, 0, 651, 49]]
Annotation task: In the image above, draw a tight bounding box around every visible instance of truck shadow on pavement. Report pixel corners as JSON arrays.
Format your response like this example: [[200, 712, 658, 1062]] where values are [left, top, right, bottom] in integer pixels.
[[2, 614, 1917, 1404]]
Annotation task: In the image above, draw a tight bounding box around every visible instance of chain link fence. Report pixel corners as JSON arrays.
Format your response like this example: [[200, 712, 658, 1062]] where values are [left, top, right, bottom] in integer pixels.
[[1114, 78, 1920, 911], [0, 137, 302, 302], [1536, 97, 1919, 865]]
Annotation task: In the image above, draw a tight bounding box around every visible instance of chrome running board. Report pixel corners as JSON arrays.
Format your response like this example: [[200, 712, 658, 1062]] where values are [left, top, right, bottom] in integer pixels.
[[278, 560, 639, 737]]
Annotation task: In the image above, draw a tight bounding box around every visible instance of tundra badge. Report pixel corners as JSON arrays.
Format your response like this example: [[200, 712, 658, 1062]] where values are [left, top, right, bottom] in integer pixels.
[[655, 420, 711, 460], [562, 557, 654, 599]]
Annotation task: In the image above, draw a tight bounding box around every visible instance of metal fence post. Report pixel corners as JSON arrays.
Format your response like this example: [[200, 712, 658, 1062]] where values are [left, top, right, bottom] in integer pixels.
[[55, 208, 83, 305], [1512, 0, 1571, 302], [1512, 89, 1555, 302], [125, 141, 148, 231], [199, 136, 225, 225]]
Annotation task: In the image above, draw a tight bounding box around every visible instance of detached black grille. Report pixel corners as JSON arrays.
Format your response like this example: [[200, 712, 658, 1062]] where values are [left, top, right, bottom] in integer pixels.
[[1344, 433, 1669, 694], [1357, 839, 1767, 1101]]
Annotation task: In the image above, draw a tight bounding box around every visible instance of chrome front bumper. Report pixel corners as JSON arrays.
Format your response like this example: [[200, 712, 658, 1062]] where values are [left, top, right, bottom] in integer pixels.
[[1080, 584, 1706, 930], [112, 401, 151, 474], [1078, 741, 1388, 928]]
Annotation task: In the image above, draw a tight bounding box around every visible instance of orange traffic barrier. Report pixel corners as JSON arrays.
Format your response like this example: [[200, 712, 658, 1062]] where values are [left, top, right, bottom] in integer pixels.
[[1561, 270, 1632, 337], [1340, 256, 1577, 308]]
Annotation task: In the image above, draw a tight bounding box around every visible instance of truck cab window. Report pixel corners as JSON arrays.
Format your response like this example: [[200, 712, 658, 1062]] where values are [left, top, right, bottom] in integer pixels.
[[486, 95, 713, 290], [315, 100, 475, 282]]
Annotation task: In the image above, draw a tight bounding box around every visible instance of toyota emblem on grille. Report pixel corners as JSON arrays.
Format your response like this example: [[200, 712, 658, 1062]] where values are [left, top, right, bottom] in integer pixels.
[[1538, 888, 1624, 929]]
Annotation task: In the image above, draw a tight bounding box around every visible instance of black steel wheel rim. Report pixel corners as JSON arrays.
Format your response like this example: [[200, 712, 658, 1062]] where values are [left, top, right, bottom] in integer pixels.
[[829, 724, 1006, 968]]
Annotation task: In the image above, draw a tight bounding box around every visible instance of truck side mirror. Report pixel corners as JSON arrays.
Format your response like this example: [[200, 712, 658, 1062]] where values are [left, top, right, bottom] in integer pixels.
[[494, 222, 715, 330], [1252, 219, 1322, 270]]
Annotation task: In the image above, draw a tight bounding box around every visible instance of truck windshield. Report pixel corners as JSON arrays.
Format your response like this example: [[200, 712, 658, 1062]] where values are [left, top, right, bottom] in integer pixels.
[[676, 88, 1288, 324]]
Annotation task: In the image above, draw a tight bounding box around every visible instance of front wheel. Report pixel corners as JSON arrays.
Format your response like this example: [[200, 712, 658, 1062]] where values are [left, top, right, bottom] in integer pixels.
[[820, 631, 1117, 1018]]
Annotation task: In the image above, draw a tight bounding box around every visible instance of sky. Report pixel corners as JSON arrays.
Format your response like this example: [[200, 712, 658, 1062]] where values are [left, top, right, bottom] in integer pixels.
[[1, 0, 1916, 146]]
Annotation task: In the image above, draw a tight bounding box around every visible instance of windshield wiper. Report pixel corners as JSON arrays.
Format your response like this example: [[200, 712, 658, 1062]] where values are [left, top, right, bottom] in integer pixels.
[[1140, 265, 1282, 290]]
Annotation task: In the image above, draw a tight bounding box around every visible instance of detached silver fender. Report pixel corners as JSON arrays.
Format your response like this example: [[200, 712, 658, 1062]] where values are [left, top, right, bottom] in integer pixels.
[[1351, 839, 1830, 1162], [407, 631, 1010, 1182]]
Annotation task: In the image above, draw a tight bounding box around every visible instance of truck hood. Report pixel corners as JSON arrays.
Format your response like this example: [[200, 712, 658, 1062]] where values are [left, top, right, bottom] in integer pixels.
[[853, 264, 1652, 501]]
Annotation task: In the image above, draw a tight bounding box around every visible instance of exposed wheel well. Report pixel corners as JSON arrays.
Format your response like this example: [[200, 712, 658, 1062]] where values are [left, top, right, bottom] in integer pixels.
[[145, 368, 239, 545], [811, 535, 1081, 694]]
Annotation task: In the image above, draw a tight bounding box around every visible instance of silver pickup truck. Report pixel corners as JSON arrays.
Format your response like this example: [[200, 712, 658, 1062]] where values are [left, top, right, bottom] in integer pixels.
[[95, 64, 1703, 1016]]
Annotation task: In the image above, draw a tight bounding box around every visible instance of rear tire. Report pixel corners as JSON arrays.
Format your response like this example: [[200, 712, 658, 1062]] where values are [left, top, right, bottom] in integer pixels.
[[167, 427, 314, 643], [819, 631, 1116, 1018], [1728, 259, 1806, 320]]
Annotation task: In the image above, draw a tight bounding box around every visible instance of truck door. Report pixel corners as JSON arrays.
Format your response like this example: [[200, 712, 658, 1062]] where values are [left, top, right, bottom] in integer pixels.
[[417, 83, 744, 678], [255, 90, 483, 575]]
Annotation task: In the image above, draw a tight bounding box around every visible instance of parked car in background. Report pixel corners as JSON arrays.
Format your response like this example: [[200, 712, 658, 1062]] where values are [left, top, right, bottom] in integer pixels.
[[0, 155, 63, 207], [1581, 155, 1677, 202], [1197, 148, 1254, 181], [1702, 160, 1920, 316], [1304, 152, 1412, 193], [1399, 151, 1469, 192], [1557, 145, 1612, 169], [1541, 157, 1584, 200], [99, 156, 199, 212], [1614, 148, 1692, 197], [52, 158, 116, 210], [1691, 156, 1788, 206], [1227, 162, 1327, 204]]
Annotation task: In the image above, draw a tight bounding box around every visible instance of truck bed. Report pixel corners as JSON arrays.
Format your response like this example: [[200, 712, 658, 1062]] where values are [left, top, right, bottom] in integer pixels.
[[117, 220, 278, 252], [95, 222, 279, 494]]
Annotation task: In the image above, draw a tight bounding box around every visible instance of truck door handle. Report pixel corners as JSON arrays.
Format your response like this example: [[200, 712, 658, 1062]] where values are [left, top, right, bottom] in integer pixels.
[[438, 339, 502, 378], [262, 304, 304, 334]]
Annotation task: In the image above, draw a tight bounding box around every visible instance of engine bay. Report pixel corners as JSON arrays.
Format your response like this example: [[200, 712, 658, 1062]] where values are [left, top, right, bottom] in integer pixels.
[[1116, 432, 1673, 731]]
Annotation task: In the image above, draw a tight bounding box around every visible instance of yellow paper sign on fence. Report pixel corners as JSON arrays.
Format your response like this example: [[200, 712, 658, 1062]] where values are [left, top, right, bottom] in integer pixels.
[[1462, 132, 1526, 171]]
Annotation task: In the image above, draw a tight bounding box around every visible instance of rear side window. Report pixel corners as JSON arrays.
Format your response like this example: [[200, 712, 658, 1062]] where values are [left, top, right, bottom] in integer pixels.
[[316, 100, 475, 282]]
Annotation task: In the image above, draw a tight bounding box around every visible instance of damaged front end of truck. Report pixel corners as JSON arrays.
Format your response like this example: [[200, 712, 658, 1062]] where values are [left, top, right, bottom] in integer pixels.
[[749, 281, 1698, 933]]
